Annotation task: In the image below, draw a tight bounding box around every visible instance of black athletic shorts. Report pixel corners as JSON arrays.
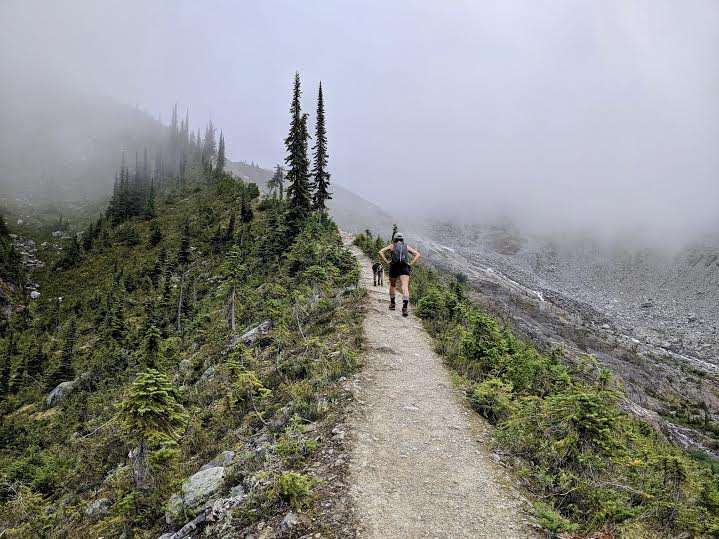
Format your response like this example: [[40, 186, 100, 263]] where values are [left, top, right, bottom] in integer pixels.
[[389, 261, 411, 278]]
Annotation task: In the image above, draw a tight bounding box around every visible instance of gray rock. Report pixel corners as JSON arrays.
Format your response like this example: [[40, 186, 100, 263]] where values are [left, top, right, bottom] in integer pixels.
[[229, 484, 245, 498], [46, 380, 77, 407], [165, 466, 226, 524], [240, 319, 273, 345], [200, 450, 236, 471], [279, 511, 299, 532], [30, 290, 40, 299], [198, 365, 216, 384], [85, 497, 111, 517], [159, 510, 208, 539]]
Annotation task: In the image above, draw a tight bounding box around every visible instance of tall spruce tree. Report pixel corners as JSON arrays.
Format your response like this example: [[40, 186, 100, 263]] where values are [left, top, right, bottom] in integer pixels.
[[284, 72, 312, 239], [268, 165, 285, 200], [216, 131, 226, 177], [141, 325, 163, 369], [50, 318, 76, 386], [221, 246, 244, 332], [203, 120, 217, 163], [311, 82, 332, 213]]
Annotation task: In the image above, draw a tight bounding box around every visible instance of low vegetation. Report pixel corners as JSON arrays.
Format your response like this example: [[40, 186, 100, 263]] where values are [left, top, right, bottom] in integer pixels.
[[355, 230, 719, 537]]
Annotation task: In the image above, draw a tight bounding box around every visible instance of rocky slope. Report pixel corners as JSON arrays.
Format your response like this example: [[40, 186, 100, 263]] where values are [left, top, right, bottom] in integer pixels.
[[413, 221, 719, 456]]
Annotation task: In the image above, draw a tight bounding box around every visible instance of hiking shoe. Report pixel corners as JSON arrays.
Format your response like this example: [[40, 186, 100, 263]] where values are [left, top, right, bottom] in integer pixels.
[[389, 302, 396, 310], [402, 305, 408, 317]]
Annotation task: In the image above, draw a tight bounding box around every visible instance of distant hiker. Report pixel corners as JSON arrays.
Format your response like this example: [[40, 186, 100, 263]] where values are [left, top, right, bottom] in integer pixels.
[[378, 233, 420, 317], [372, 261, 384, 286]]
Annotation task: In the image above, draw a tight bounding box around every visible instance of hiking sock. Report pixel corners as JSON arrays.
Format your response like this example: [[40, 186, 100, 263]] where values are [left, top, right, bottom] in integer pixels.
[[389, 295, 396, 310], [402, 298, 409, 316]]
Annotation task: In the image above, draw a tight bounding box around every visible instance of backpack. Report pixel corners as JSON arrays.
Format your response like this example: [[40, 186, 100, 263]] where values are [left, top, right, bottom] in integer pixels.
[[391, 242, 408, 263]]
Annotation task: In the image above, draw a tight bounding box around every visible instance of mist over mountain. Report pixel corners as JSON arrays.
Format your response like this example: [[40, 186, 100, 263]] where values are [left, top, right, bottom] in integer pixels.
[[2, 0, 717, 246], [0, 76, 166, 205]]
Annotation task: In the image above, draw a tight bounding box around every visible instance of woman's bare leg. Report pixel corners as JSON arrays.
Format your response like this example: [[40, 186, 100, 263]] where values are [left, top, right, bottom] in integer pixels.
[[400, 274, 410, 315], [388, 277, 397, 309], [399, 275, 410, 298]]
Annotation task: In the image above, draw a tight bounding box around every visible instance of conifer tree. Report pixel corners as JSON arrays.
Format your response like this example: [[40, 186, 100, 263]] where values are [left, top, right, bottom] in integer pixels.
[[203, 120, 217, 162], [25, 345, 45, 385], [284, 72, 312, 239], [268, 165, 285, 200], [221, 246, 244, 332], [141, 325, 163, 369], [177, 220, 191, 267], [216, 131, 226, 176], [312, 82, 332, 213], [49, 318, 76, 387], [150, 248, 167, 288], [240, 192, 254, 224], [224, 213, 236, 243], [176, 220, 191, 331], [145, 181, 156, 220], [262, 205, 286, 263], [149, 220, 162, 247], [119, 368, 187, 488], [82, 222, 96, 251], [55, 235, 82, 270]]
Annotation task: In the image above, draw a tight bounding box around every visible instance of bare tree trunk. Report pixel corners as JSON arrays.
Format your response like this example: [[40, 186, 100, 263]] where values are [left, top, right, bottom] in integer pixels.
[[131, 437, 150, 490]]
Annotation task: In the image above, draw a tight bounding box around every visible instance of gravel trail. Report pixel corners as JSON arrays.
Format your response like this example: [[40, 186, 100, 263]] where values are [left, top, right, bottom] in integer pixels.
[[345, 241, 539, 539]]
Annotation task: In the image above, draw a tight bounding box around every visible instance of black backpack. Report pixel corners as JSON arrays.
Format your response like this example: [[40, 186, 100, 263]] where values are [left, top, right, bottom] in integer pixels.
[[391, 242, 408, 263]]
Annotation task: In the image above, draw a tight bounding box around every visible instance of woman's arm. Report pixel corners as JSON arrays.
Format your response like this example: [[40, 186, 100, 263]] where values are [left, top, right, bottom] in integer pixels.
[[407, 246, 421, 266], [378, 243, 393, 264]]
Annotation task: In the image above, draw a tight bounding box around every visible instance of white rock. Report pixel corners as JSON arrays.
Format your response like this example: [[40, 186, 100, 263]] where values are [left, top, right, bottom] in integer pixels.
[[30, 291, 41, 299]]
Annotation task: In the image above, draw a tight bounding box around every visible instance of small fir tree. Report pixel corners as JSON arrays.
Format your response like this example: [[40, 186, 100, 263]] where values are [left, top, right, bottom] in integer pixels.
[[118, 368, 188, 488]]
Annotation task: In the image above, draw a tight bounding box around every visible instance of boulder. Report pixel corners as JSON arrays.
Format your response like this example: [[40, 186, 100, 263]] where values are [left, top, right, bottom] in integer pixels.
[[279, 512, 299, 532], [197, 366, 216, 384], [30, 290, 41, 299], [85, 497, 111, 518], [46, 380, 77, 407], [166, 466, 226, 524], [240, 320, 273, 346], [200, 450, 236, 471]]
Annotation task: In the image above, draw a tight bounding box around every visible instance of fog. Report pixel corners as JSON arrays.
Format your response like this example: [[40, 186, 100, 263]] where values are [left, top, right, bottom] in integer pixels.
[[1, 0, 717, 244]]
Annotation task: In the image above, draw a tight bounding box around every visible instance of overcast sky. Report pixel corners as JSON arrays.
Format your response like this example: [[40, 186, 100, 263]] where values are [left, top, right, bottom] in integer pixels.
[[1, 0, 717, 242]]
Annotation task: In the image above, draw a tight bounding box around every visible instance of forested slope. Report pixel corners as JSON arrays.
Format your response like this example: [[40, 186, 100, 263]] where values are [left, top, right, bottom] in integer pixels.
[[0, 73, 365, 538]]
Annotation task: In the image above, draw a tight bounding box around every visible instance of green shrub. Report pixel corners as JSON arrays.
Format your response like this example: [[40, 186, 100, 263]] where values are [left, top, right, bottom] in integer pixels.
[[272, 471, 319, 510], [469, 378, 514, 423]]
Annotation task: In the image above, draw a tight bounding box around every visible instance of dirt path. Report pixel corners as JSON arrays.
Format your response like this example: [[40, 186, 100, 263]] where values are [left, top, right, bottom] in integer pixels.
[[345, 241, 539, 539]]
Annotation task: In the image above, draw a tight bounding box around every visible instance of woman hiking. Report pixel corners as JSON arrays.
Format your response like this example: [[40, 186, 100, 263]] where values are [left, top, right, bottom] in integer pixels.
[[378, 233, 421, 317]]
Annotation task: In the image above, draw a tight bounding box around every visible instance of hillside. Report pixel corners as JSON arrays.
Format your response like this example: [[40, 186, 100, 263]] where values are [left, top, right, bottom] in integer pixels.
[[0, 164, 369, 537]]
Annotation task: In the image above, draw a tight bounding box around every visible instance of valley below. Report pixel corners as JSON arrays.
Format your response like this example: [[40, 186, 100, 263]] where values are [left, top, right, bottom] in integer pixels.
[[409, 221, 719, 457]]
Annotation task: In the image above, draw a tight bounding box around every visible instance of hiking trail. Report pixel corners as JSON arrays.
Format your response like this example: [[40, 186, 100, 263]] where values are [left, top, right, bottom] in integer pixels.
[[344, 238, 539, 538]]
